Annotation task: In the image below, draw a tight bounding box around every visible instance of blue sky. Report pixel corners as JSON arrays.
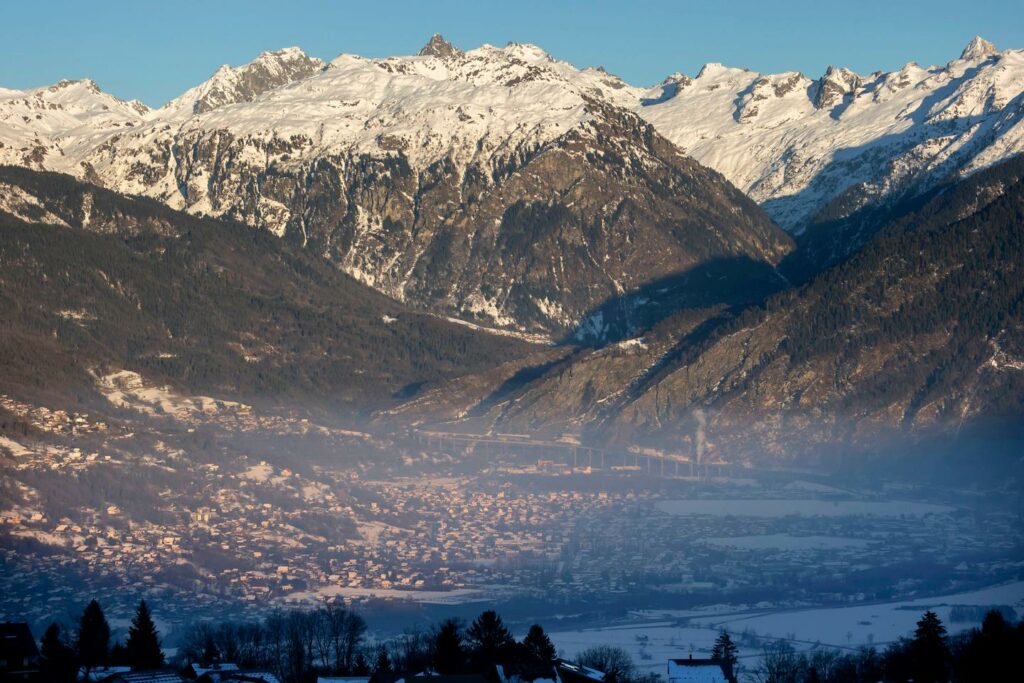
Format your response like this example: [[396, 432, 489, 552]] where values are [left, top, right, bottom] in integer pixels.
[[2, 0, 1022, 106]]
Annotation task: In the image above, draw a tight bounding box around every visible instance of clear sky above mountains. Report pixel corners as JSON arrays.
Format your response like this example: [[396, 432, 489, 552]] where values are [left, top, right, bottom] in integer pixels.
[[2, 0, 1022, 106]]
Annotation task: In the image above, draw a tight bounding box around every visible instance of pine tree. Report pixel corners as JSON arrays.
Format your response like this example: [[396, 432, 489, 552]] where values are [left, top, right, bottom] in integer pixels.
[[466, 610, 514, 666], [711, 631, 739, 682], [110, 642, 129, 666], [77, 599, 110, 674], [201, 633, 220, 665], [125, 599, 164, 670], [910, 611, 949, 683], [434, 618, 464, 674], [523, 624, 557, 664], [353, 652, 370, 675], [40, 623, 77, 683]]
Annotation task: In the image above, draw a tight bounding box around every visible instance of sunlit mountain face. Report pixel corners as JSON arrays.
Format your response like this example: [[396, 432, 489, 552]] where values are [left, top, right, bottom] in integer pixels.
[[1, 31, 1022, 683]]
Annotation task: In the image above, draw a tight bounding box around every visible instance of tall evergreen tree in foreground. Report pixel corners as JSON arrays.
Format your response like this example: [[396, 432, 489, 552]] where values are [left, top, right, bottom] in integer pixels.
[[373, 645, 392, 674], [711, 631, 739, 683], [519, 623, 558, 680], [522, 624, 557, 664], [77, 599, 110, 674], [910, 611, 949, 683], [125, 599, 164, 670], [467, 610, 515, 666], [40, 622, 78, 683], [434, 618, 464, 674]]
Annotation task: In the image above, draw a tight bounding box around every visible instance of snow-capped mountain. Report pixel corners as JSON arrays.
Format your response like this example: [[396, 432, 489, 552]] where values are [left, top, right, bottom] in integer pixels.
[[0, 79, 149, 169], [162, 47, 325, 116], [635, 36, 1024, 258], [392, 153, 1024, 459], [0, 35, 789, 338], [3, 35, 1023, 333]]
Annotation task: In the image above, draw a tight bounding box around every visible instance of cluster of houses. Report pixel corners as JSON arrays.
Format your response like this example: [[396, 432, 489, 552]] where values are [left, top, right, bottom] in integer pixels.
[[0, 395, 108, 437]]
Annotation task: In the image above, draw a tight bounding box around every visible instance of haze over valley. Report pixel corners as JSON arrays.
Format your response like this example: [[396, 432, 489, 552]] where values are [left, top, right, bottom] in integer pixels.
[[1, 11, 1023, 683]]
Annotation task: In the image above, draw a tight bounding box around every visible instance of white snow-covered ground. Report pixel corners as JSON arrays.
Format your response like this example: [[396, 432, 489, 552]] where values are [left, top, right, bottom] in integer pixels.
[[700, 535, 872, 550], [707, 581, 1024, 648], [94, 369, 249, 421], [546, 623, 725, 674], [548, 581, 1024, 675], [0, 435, 33, 458], [655, 499, 954, 518]]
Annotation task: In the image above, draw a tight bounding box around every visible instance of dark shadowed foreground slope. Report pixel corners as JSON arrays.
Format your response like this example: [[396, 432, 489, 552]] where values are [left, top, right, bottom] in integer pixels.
[[401, 154, 1024, 461], [0, 167, 543, 411]]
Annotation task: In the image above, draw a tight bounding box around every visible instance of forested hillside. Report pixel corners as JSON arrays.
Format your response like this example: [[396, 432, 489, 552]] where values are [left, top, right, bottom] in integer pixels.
[[0, 166, 541, 410], [409, 154, 1024, 460]]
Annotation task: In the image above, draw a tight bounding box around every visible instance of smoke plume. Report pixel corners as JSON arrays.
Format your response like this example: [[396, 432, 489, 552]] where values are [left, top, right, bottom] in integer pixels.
[[694, 409, 707, 464]]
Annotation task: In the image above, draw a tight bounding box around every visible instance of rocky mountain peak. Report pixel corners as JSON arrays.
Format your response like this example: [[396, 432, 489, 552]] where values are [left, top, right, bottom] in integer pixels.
[[164, 47, 324, 115], [960, 36, 998, 61], [419, 33, 462, 58], [662, 71, 692, 86], [813, 65, 861, 109], [51, 78, 101, 94]]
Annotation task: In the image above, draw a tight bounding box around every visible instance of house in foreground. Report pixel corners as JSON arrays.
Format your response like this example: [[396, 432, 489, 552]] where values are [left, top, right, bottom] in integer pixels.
[[94, 670, 187, 683], [0, 623, 39, 682], [667, 657, 730, 683]]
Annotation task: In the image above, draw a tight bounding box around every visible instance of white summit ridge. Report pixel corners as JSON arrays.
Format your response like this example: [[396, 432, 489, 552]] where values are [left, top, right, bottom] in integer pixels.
[[2, 34, 1023, 302]]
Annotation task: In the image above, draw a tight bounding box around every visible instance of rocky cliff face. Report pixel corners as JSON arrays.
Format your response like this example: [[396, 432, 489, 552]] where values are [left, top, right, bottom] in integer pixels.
[[164, 47, 325, 115], [0, 38, 792, 338], [0, 166, 540, 410], [405, 155, 1024, 459], [6, 36, 1024, 289]]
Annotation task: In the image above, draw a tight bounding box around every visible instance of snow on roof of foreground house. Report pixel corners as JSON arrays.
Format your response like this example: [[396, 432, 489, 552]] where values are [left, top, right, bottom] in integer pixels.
[[188, 663, 240, 678], [555, 660, 606, 683], [667, 658, 729, 683], [98, 670, 188, 683], [195, 671, 281, 683]]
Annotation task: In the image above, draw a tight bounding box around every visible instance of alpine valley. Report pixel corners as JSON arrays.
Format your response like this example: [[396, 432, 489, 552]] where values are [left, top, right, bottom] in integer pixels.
[[3, 34, 1023, 460], [3, 26, 1024, 658]]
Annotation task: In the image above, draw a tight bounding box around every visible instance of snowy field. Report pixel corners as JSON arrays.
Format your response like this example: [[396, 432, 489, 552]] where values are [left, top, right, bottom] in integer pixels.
[[547, 581, 1024, 675], [655, 499, 953, 518], [545, 622, 725, 675], [700, 535, 872, 550], [706, 581, 1024, 648]]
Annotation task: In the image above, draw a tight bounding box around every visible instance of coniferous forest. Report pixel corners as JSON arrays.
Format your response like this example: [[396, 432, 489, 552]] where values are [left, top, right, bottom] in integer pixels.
[[24, 598, 1024, 683]]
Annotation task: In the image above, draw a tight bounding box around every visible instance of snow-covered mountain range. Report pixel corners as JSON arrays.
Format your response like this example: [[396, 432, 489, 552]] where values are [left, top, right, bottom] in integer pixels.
[[2, 35, 1023, 333], [638, 37, 1024, 234]]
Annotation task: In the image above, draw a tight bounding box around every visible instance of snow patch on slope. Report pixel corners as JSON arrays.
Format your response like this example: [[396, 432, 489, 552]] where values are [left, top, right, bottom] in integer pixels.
[[635, 38, 1024, 233]]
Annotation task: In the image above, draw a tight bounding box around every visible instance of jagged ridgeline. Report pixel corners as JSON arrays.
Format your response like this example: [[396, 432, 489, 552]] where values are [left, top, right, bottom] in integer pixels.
[[3, 34, 1024, 453], [1, 36, 793, 341], [4, 36, 1024, 339], [401, 154, 1024, 460], [0, 166, 542, 409]]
